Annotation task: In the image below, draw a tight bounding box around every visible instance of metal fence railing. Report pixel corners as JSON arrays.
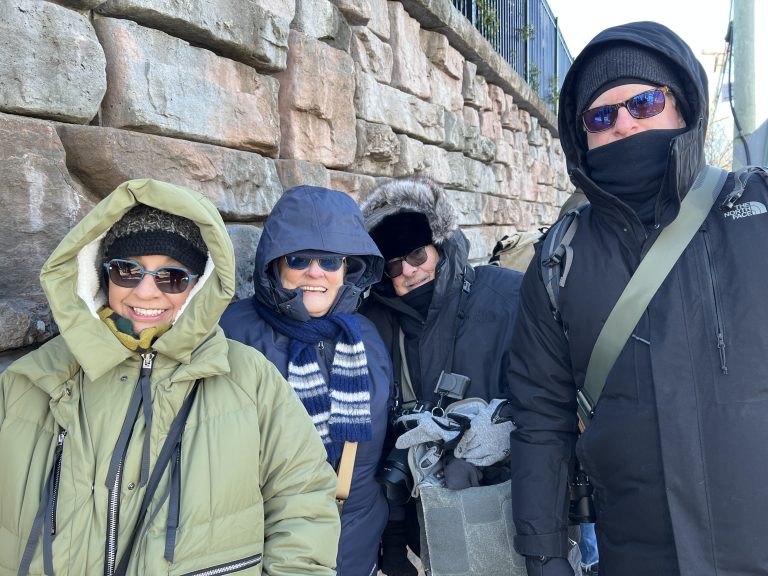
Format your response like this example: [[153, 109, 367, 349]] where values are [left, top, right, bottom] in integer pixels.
[[451, 0, 573, 112]]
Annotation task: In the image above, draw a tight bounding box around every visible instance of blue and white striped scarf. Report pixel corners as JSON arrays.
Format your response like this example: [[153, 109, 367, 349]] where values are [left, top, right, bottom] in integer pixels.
[[254, 300, 372, 462]]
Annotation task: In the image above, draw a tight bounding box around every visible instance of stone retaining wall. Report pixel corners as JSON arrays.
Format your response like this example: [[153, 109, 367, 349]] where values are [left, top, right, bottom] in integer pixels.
[[0, 0, 572, 366]]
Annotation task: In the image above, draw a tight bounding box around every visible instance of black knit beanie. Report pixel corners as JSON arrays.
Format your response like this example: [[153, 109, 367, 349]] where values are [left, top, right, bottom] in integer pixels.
[[575, 42, 690, 123], [103, 205, 207, 275], [369, 212, 433, 262]]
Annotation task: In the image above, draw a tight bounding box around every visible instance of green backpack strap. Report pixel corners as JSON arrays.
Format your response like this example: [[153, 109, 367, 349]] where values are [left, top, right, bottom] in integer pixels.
[[576, 165, 728, 424]]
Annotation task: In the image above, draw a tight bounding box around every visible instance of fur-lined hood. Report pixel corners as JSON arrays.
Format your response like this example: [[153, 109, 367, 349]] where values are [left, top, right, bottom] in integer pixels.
[[359, 176, 458, 245]]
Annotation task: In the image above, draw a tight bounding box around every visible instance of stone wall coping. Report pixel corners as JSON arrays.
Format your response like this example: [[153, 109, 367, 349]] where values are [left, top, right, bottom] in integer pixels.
[[398, 0, 559, 135]]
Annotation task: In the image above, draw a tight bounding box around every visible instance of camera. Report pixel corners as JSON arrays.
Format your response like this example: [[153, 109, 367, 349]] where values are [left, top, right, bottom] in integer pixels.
[[569, 462, 596, 524], [376, 416, 416, 505], [376, 371, 471, 504], [434, 371, 471, 402]]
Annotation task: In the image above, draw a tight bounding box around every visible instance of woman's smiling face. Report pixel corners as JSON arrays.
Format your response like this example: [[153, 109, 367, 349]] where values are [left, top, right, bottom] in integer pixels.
[[107, 254, 197, 334], [278, 256, 345, 317]]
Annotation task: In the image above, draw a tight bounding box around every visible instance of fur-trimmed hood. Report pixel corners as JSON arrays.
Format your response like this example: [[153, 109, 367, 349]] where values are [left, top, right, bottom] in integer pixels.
[[359, 176, 458, 245], [360, 176, 471, 301]]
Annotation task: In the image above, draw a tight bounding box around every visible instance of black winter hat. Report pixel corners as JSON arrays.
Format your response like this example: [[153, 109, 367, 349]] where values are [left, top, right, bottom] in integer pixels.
[[369, 212, 433, 262], [103, 205, 207, 275], [575, 42, 690, 123]]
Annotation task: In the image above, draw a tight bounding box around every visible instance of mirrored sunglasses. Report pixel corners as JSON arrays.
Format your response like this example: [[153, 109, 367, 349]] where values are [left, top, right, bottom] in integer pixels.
[[104, 259, 199, 294], [582, 87, 669, 133], [384, 245, 429, 278], [284, 254, 346, 272]]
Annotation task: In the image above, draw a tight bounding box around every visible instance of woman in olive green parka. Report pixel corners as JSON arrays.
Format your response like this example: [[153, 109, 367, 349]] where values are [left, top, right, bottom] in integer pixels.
[[0, 179, 340, 575]]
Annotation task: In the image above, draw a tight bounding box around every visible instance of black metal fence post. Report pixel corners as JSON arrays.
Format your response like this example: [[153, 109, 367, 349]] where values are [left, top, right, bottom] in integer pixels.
[[449, 0, 572, 112]]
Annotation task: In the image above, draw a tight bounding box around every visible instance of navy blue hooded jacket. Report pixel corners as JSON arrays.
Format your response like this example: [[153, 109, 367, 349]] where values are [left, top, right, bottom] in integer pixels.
[[507, 21, 768, 576], [221, 186, 391, 576]]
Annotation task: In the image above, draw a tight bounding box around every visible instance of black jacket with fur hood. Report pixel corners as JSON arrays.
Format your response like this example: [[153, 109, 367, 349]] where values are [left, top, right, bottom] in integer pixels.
[[359, 177, 523, 408], [506, 21, 768, 576]]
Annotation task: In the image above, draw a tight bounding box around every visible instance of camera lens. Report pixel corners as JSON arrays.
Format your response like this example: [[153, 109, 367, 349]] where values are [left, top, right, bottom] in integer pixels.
[[376, 447, 413, 505]]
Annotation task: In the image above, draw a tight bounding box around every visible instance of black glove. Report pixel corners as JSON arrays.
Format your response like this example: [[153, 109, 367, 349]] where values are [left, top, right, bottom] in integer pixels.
[[379, 519, 418, 576], [525, 556, 573, 576]]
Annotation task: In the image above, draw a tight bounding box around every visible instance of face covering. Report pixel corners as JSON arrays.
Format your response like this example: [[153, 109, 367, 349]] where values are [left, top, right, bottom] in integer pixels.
[[586, 127, 687, 225]]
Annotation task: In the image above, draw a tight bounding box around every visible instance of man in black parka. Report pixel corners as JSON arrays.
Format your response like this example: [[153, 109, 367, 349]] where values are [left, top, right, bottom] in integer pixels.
[[359, 175, 523, 575], [507, 21, 768, 576]]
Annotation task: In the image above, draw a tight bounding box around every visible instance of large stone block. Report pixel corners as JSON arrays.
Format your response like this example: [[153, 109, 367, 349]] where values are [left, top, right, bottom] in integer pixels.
[[0, 113, 95, 351], [462, 61, 486, 110], [227, 224, 263, 301], [292, 0, 351, 51], [463, 106, 479, 128], [463, 125, 496, 163], [96, 0, 290, 72], [446, 189, 482, 225], [461, 226, 488, 261], [59, 0, 107, 8], [463, 157, 498, 194], [428, 63, 464, 114], [328, 170, 379, 203], [480, 109, 503, 141], [278, 32, 357, 168], [446, 151, 468, 190], [95, 17, 280, 155], [350, 26, 393, 84], [353, 120, 401, 177], [494, 138, 515, 167], [501, 94, 523, 131], [0, 298, 53, 353], [57, 125, 282, 221], [356, 70, 445, 145], [0, 1, 106, 123], [443, 109, 466, 152], [394, 135, 426, 177], [332, 0, 371, 25], [276, 159, 331, 190], [368, 0, 390, 39], [488, 84, 507, 115], [388, 2, 430, 99], [420, 30, 463, 80], [420, 145, 453, 184], [482, 195, 522, 226]]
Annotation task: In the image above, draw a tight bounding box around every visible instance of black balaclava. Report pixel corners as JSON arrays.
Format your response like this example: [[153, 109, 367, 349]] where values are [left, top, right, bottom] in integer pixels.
[[586, 127, 687, 225]]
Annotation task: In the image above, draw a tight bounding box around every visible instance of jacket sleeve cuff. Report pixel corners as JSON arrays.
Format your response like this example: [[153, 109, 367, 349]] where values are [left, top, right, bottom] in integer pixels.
[[514, 530, 570, 558]]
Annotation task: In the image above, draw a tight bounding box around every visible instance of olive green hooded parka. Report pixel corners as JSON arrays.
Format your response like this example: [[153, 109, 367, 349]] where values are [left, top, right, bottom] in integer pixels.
[[0, 179, 340, 575]]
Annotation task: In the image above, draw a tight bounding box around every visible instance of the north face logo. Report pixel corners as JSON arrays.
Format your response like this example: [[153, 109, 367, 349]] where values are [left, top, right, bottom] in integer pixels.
[[724, 201, 767, 220]]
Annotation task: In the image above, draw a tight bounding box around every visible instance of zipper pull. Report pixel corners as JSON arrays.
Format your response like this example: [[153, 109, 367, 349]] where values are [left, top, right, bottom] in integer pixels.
[[141, 351, 156, 372], [717, 333, 728, 374], [56, 430, 68, 449], [317, 341, 324, 351]]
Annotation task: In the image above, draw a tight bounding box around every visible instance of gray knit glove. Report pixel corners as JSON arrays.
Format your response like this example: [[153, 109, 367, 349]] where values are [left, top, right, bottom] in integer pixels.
[[454, 399, 516, 466], [394, 412, 462, 449]]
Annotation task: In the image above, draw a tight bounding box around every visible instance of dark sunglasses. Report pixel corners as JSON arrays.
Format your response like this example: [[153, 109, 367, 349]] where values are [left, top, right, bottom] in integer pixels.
[[384, 246, 429, 278], [104, 259, 199, 294], [581, 87, 669, 133], [284, 254, 346, 272]]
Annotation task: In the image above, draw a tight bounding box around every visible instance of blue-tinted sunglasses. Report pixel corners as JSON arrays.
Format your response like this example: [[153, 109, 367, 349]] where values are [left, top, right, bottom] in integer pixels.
[[582, 87, 669, 133], [104, 258, 199, 294], [284, 254, 346, 272]]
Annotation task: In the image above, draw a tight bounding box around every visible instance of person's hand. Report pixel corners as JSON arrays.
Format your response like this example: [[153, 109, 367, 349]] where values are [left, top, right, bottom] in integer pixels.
[[394, 412, 461, 449], [454, 399, 515, 466], [525, 556, 574, 576]]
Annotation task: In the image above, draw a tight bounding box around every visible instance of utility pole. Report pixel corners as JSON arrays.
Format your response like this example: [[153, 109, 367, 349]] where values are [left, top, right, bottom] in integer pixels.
[[731, 0, 755, 167]]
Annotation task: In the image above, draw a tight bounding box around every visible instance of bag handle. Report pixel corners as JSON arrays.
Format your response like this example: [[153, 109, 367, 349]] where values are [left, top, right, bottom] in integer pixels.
[[336, 441, 358, 514], [577, 165, 728, 424]]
